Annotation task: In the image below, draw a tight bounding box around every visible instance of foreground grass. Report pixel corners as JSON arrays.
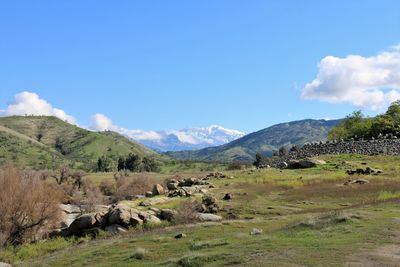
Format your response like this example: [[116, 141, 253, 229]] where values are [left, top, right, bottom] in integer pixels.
[[3, 154, 400, 266]]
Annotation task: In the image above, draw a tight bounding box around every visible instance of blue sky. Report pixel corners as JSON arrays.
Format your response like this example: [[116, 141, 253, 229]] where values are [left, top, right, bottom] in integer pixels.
[[0, 0, 399, 133]]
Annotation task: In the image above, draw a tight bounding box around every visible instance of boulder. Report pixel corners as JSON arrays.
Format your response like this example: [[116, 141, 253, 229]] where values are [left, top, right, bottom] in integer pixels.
[[0, 262, 12, 267], [159, 209, 178, 221], [166, 179, 180, 190], [105, 224, 128, 234], [144, 214, 162, 225], [196, 213, 222, 222], [288, 159, 326, 169], [152, 184, 165, 196], [68, 213, 97, 234], [108, 204, 143, 227], [145, 191, 153, 197]]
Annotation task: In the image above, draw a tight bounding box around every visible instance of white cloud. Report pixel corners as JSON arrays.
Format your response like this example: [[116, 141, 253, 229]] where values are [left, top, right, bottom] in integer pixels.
[[90, 113, 162, 141], [302, 44, 400, 111], [90, 113, 114, 132], [0, 91, 76, 123]]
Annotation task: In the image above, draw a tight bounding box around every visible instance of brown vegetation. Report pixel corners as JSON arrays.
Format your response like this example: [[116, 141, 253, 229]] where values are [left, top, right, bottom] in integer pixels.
[[174, 199, 201, 224], [114, 174, 153, 200], [0, 166, 62, 246]]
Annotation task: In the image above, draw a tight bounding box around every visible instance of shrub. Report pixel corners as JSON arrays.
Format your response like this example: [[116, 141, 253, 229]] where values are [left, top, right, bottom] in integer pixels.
[[115, 174, 153, 200], [227, 161, 243, 170], [99, 180, 116, 196], [82, 180, 106, 212], [0, 166, 63, 246], [174, 199, 201, 225]]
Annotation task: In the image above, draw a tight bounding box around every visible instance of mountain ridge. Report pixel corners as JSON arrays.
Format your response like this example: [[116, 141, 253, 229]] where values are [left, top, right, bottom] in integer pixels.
[[166, 118, 343, 162]]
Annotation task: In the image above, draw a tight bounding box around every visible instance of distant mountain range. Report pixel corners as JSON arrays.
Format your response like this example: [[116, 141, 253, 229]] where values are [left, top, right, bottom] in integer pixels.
[[166, 119, 343, 162], [127, 125, 245, 152]]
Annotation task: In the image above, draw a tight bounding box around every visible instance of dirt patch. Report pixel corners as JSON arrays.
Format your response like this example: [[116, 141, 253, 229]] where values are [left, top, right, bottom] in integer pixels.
[[347, 230, 400, 267]]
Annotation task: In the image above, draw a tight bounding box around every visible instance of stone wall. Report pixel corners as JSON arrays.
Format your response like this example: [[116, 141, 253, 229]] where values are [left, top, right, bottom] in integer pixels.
[[270, 138, 400, 167]]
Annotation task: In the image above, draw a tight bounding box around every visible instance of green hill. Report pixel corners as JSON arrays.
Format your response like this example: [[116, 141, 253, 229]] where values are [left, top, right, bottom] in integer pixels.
[[0, 116, 162, 170], [167, 119, 342, 162]]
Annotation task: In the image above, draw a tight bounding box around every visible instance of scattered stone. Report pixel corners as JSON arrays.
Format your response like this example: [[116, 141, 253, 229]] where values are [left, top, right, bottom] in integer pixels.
[[145, 191, 153, 198], [0, 263, 12, 267], [152, 184, 165, 196], [174, 233, 187, 239], [251, 228, 263, 235], [223, 193, 232, 201]]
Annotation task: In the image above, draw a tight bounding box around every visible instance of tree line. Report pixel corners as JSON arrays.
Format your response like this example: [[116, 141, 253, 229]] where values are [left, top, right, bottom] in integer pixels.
[[328, 101, 400, 140], [97, 153, 160, 172]]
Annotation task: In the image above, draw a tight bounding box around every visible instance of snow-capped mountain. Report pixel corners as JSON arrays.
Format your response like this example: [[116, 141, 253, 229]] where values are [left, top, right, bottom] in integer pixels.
[[129, 125, 245, 152], [89, 114, 245, 152]]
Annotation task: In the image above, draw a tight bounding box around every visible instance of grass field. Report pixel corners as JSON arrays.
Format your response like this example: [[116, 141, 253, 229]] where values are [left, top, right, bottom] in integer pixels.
[[3, 154, 400, 266]]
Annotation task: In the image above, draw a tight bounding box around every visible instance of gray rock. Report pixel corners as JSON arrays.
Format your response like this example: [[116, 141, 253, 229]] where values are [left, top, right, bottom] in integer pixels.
[[196, 213, 222, 222], [152, 184, 165, 196], [251, 228, 263, 235], [159, 209, 178, 221], [68, 214, 97, 234], [0, 262, 12, 267], [108, 204, 143, 227], [105, 224, 128, 234]]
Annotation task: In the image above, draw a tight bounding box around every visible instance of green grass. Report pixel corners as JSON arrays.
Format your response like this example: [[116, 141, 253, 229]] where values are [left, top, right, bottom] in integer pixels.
[[3, 154, 400, 266]]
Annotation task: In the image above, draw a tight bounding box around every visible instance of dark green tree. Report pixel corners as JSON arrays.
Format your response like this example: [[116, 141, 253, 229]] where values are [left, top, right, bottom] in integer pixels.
[[142, 157, 160, 172]]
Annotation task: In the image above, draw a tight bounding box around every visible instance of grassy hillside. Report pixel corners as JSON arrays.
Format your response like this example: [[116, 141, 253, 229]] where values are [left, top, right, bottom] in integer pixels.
[[0, 116, 162, 169], [167, 119, 342, 162]]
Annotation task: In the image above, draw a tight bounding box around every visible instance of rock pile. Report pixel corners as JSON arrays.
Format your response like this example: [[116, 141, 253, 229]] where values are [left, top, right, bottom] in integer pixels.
[[200, 195, 219, 213], [51, 204, 172, 238]]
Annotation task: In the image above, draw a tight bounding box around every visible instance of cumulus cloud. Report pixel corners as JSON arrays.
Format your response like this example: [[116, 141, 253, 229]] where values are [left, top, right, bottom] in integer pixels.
[[90, 113, 162, 141], [0, 91, 76, 123], [302, 44, 400, 111]]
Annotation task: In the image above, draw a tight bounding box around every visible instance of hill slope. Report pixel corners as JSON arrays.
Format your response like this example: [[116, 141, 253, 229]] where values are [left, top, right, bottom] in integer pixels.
[[166, 119, 342, 162], [0, 116, 161, 169]]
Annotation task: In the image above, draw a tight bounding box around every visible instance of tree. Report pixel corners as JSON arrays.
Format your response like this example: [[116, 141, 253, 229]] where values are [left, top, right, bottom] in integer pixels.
[[125, 153, 142, 172], [142, 157, 160, 172], [97, 155, 114, 172], [117, 156, 126, 171], [253, 152, 264, 168]]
